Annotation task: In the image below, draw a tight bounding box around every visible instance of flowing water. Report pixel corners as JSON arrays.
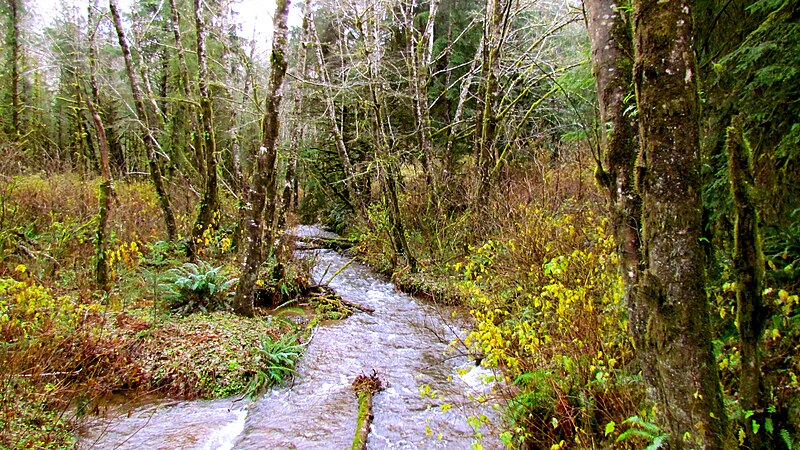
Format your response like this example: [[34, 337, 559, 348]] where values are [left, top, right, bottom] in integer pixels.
[[80, 225, 501, 449]]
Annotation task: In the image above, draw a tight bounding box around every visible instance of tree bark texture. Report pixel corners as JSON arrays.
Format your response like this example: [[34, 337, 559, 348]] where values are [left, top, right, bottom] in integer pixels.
[[727, 115, 767, 449], [585, 0, 642, 300], [632, 1, 727, 447], [360, 6, 417, 271], [408, 0, 440, 193], [86, 98, 113, 290], [109, 0, 177, 241], [233, 0, 290, 317], [444, 39, 483, 177], [280, 0, 313, 228], [190, 0, 220, 257]]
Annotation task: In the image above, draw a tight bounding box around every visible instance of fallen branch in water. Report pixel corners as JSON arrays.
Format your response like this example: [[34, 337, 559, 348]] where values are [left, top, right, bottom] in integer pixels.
[[294, 235, 354, 251], [351, 370, 383, 450], [306, 285, 375, 314]]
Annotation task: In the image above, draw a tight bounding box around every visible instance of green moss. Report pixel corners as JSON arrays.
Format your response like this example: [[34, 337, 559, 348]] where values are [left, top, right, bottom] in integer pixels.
[[352, 391, 371, 450]]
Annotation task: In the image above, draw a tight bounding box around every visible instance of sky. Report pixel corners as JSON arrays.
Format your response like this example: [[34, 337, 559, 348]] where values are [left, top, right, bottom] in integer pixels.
[[31, 0, 302, 55]]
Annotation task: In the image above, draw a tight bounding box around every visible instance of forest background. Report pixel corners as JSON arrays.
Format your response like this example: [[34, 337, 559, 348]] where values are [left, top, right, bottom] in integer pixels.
[[0, 0, 799, 448]]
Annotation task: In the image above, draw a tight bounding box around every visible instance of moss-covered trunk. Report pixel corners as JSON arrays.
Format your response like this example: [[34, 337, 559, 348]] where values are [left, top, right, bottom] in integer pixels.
[[727, 115, 767, 449], [632, 0, 727, 446], [233, 0, 290, 317], [167, 0, 205, 183], [585, 0, 641, 301], [8, 0, 20, 138], [86, 100, 112, 290], [474, 0, 509, 208], [189, 0, 219, 258], [351, 372, 382, 450], [308, 11, 360, 212], [279, 0, 312, 228]]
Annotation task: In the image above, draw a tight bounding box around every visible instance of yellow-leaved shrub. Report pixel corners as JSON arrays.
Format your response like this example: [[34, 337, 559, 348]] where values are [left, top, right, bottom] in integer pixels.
[[458, 206, 641, 448]]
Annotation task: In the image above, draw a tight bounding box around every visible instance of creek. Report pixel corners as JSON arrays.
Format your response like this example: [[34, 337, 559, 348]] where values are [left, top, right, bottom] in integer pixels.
[[80, 225, 500, 449]]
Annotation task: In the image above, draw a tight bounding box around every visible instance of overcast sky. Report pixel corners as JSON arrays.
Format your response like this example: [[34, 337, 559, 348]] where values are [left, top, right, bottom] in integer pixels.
[[31, 0, 301, 56]]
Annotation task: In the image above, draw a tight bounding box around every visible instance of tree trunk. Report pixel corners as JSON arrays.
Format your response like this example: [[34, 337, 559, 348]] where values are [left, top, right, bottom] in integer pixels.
[[727, 115, 767, 449], [309, 11, 359, 211], [361, 6, 417, 272], [631, 1, 727, 446], [9, 0, 21, 139], [408, 0, 440, 193], [167, 0, 205, 179], [279, 0, 312, 228], [585, 0, 641, 305], [189, 0, 220, 258], [444, 39, 482, 178], [86, 98, 113, 290], [233, 0, 290, 317], [109, 0, 177, 241], [87, 0, 112, 290], [474, 0, 509, 208]]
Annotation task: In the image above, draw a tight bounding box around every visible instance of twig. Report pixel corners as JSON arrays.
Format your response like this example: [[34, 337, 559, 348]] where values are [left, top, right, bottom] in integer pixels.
[[16, 368, 82, 378]]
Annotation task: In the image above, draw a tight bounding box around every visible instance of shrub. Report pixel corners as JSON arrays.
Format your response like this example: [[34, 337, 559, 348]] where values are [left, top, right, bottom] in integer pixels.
[[458, 207, 641, 447]]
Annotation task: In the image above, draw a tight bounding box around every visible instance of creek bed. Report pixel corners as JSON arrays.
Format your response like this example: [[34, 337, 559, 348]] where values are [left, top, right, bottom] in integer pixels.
[[79, 225, 500, 449]]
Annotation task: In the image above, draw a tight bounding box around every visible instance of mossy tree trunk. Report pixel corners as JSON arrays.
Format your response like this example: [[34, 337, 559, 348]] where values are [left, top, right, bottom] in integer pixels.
[[279, 0, 312, 229], [87, 0, 112, 290], [407, 0, 440, 194], [7, 0, 21, 139], [631, 1, 727, 447], [189, 0, 219, 258], [86, 99, 112, 290], [727, 115, 767, 449], [444, 39, 482, 181], [359, 5, 417, 272], [167, 0, 204, 181], [585, 0, 642, 304], [109, 0, 177, 241], [233, 0, 290, 317]]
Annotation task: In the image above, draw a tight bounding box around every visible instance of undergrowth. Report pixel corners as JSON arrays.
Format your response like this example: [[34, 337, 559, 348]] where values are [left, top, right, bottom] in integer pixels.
[[0, 173, 311, 449], [457, 206, 642, 448]]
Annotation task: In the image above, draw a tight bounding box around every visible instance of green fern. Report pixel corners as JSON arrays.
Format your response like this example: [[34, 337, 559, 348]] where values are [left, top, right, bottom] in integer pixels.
[[616, 415, 668, 450], [246, 333, 305, 397], [780, 428, 794, 449], [160, 260, 238, 315]]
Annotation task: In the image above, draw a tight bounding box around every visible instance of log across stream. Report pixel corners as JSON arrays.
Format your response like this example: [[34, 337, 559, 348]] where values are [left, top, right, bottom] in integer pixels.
[[80, 225, 500, 449]]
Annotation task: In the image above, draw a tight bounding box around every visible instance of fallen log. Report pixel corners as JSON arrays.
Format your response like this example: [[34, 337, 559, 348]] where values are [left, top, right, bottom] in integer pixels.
[[338, 297, 375, 314], [306, 285, 375, 314], [294, 235, 354, 251], [351, 371, 382, 450]]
